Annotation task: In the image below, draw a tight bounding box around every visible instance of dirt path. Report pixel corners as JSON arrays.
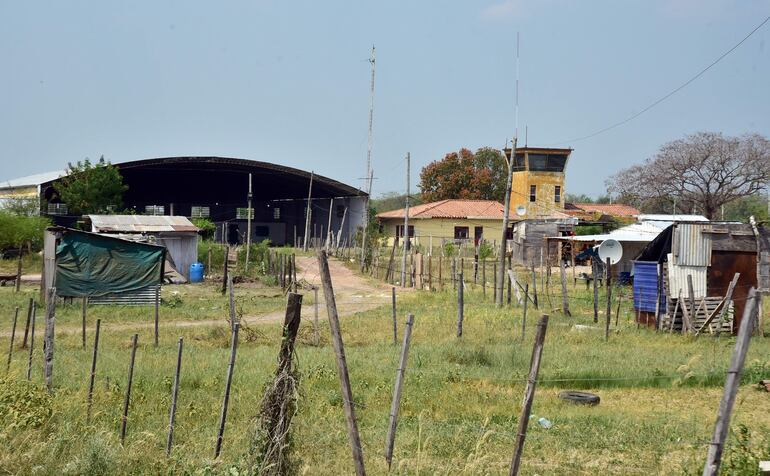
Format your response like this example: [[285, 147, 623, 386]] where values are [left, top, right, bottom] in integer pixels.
[[7, 255, 400, 336]]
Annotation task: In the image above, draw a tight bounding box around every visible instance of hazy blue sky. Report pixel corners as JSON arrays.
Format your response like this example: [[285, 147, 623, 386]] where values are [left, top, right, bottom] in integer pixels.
[[1, 1, 768, 198]]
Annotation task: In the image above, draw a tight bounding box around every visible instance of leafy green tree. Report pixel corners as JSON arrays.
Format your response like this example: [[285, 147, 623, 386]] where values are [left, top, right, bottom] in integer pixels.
[[0, 212, 50, 250], [191, 217, 216, 240], [55, 157, 128, 215], [419, 147, 507, 202], [370, 191, 423, 213]]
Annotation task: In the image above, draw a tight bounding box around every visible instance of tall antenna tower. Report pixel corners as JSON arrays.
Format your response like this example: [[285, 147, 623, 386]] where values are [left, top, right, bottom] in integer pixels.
[[515, 32, 520, 142], [365, 45, 376, 191]]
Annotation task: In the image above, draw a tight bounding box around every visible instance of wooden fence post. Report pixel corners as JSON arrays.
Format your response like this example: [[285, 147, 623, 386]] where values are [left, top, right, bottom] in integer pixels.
[[222, 245, 230, 295], [385, 313, 415, 470], [6, 307, 19, 372], [530, 265, 538, 309], [391, 287, 397, 345], [593, 260, 599, 323], [560, 261, 571, 317], [43, 287, 56, 392], [228, 275, 236, 333], [22, 298, 33, 348], [702, 288, 758, 476], [605, 259, 612, 342], [521, 284, 528, 342], [316, 250, 366, 476], [26, 303, 36, 380], [15, 245, 22, 292], [86, 319, 101, 424], [81, 297, 87, 348], [215, 323, 240, 458], [509, 314, 549, 476], [457, 271, 464, 338], [120, 333, 138, 445], [166, 337, 184, 456], [155, 285, 160, 347], [715, 273, 740, 338], [314, 287, 320, 346], [482, 259, 486, 297]]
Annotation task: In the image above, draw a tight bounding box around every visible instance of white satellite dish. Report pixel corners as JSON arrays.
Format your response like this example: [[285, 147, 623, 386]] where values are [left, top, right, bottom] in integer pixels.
[[515, 205, 527, 216], [598, 239, 623, 265]]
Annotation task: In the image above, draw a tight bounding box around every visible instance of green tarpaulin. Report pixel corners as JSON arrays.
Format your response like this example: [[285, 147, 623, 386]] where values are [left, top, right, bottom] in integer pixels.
[[55, 230, 165, 297]]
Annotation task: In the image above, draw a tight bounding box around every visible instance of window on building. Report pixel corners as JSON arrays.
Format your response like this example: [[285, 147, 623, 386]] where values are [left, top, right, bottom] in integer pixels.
[[191, 206, 210, 218], [396, 225, 414, 238], [512, 153, 526, 171], [454, 226, 469, 240], [529, 185, 537, 202], [273, 207, 281, 220], [47, 203, 68, 216], [554, 186, 561, 203], [236, 208, 254, 219], [145, 205, 164, 216]]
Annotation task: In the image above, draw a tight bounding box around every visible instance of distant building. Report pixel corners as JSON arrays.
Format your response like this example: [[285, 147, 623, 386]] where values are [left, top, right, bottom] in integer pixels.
[[376, 199, 506, 248], [504, 147, 572, 218], [0, 157, 367, 247]]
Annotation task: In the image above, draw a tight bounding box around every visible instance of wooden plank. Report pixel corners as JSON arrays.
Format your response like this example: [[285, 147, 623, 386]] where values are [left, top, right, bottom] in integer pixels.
[[384, 313, 415, 469]]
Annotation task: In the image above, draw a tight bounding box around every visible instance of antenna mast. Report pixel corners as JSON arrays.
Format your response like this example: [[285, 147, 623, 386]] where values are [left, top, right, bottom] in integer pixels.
[[359, 46, 376, 271]]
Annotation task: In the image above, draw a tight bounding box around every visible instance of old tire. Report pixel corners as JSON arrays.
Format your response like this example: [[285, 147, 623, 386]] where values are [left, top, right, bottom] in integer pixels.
[[558, 391, 600, 405]]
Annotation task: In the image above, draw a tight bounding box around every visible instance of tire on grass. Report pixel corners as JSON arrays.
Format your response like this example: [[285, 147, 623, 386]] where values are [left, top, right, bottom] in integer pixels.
[[558, 391, 600, 405]]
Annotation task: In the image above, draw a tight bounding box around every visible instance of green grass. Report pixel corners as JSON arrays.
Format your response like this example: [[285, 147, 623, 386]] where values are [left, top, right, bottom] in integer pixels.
[[1, 268, 769, 475]]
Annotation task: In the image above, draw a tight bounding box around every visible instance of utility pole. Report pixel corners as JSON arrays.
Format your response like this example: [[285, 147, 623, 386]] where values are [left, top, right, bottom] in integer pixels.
[[400, 153, 410, 287], [497, 32, 519, 307], [245, 173, 253, 272], [359, 46, 376, 272], [303, 171, 314, 251]]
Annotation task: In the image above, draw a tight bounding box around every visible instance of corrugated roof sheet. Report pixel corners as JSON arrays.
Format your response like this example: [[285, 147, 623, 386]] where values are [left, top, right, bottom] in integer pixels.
[[569, 203, 640, 217], [666, 253, 707, 299], [376, 200, 505, 220], [672, 223, 711, 266], [0, 170, 68, 189], [88, 215, 199, 233]]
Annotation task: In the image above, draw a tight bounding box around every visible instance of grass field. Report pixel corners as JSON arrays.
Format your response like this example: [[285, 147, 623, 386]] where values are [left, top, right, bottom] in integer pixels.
[[1, 259, 769, 475]]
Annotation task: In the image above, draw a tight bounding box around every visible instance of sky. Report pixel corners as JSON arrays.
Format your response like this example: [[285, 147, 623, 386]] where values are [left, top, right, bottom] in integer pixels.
[[1, 0, 769, 199]]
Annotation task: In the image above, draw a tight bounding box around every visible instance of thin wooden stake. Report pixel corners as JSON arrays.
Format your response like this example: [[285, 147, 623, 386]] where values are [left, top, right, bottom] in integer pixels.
[[457, 271, 464, 338], [592, 260, 599, 323], [120, 333, 139, 445], [43, 287, 56, 391], [316, 250, 366, 476], [314, 287, 320, 346], [154, 285, 160, 347], [530, 265, 538, 309], [391, 287, 397, 345], [521, 284, 528, 342], [222, 245, 229, 295], [509, 314, 549, 476], [702, 288, 758, 476], [166, 337, 183, 456], [215, 323, 240, 459], [560, 261, 571, 317], [715, 273, 740, 338], [81, 297, 87, 348], [228, 275, 236, 333], [22, 298, 33, 349], [384, 313, 415, 469], [26, 302, 36, 380], [605, 259, 612, 342], [15, 245, 22, 292], [6, 307, 19, 372], [86, 319, 101, 424]]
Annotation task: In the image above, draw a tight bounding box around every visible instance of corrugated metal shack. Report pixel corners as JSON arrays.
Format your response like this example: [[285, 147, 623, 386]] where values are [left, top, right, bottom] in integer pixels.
[[633, 221, 768, 334], [86, 215, 199, 281], [510, 218, 576, 266]]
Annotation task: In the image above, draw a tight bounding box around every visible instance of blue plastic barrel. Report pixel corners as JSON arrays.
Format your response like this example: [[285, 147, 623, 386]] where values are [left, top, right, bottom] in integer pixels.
[[189, 262, 204, 283]]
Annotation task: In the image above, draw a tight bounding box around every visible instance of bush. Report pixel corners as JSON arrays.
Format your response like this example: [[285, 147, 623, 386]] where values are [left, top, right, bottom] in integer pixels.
[[0, 376, 53, 430]]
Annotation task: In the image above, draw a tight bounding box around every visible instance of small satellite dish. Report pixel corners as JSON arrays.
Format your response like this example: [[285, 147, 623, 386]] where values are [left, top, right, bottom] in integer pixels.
[[515, 205, 527, 216], [598, 239, 623, 265]]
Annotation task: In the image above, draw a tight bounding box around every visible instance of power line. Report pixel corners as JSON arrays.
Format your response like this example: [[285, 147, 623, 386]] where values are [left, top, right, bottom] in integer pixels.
[[549, 13, 770, 146]]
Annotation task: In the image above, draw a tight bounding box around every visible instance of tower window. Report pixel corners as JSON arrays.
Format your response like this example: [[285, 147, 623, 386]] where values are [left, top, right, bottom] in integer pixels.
[[273, 207, 281, 220], [555, 186, 561, 203], [529, 185, 537, 202]]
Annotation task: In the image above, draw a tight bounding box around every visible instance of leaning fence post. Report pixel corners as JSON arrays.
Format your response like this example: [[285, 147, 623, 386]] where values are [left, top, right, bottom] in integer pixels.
[[457, 271, 464, 338], [120, 333, 139, 445], [6, 307, 19, 372], [215, 323, 240, 459], [521, 284, 528, 342], [314, 287, 320, 346], [22, 298, 33, 348], [385, 313, 415, 470], [43, 287, 56, 392], [316, 250, 366, 476], [388, 286, 398, 344], [86, 319, 101, 424], [509, 314, 549, 476], [166, 337, 184, 456], [702, 288, 758, 476], [26, 303, 36, 380], [228, 275, 236, 333]]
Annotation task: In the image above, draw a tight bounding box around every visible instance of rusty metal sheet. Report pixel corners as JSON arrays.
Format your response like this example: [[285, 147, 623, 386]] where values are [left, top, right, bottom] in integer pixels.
[[672, 224, 711, 266]]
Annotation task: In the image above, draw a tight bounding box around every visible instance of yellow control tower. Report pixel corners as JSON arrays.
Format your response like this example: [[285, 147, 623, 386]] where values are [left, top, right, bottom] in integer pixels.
[[504, 147, 572, 218]]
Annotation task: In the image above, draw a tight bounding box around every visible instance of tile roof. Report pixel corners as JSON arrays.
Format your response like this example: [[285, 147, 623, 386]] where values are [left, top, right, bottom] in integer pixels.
[[376, 199, 505, 220]]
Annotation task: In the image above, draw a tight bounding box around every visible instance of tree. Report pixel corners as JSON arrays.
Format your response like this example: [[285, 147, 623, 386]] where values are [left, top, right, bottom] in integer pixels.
[[419, 147, 507, 202], [55, 157, 128, 215], [370, 191, 423, 213], [0, 212, 50, 251], [606, 132, 770, 219]]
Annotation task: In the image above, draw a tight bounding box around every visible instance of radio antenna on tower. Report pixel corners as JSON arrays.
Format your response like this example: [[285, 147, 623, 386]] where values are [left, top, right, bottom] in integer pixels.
[[365, 45, 376, 190], [515, 32, 520, 142]]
